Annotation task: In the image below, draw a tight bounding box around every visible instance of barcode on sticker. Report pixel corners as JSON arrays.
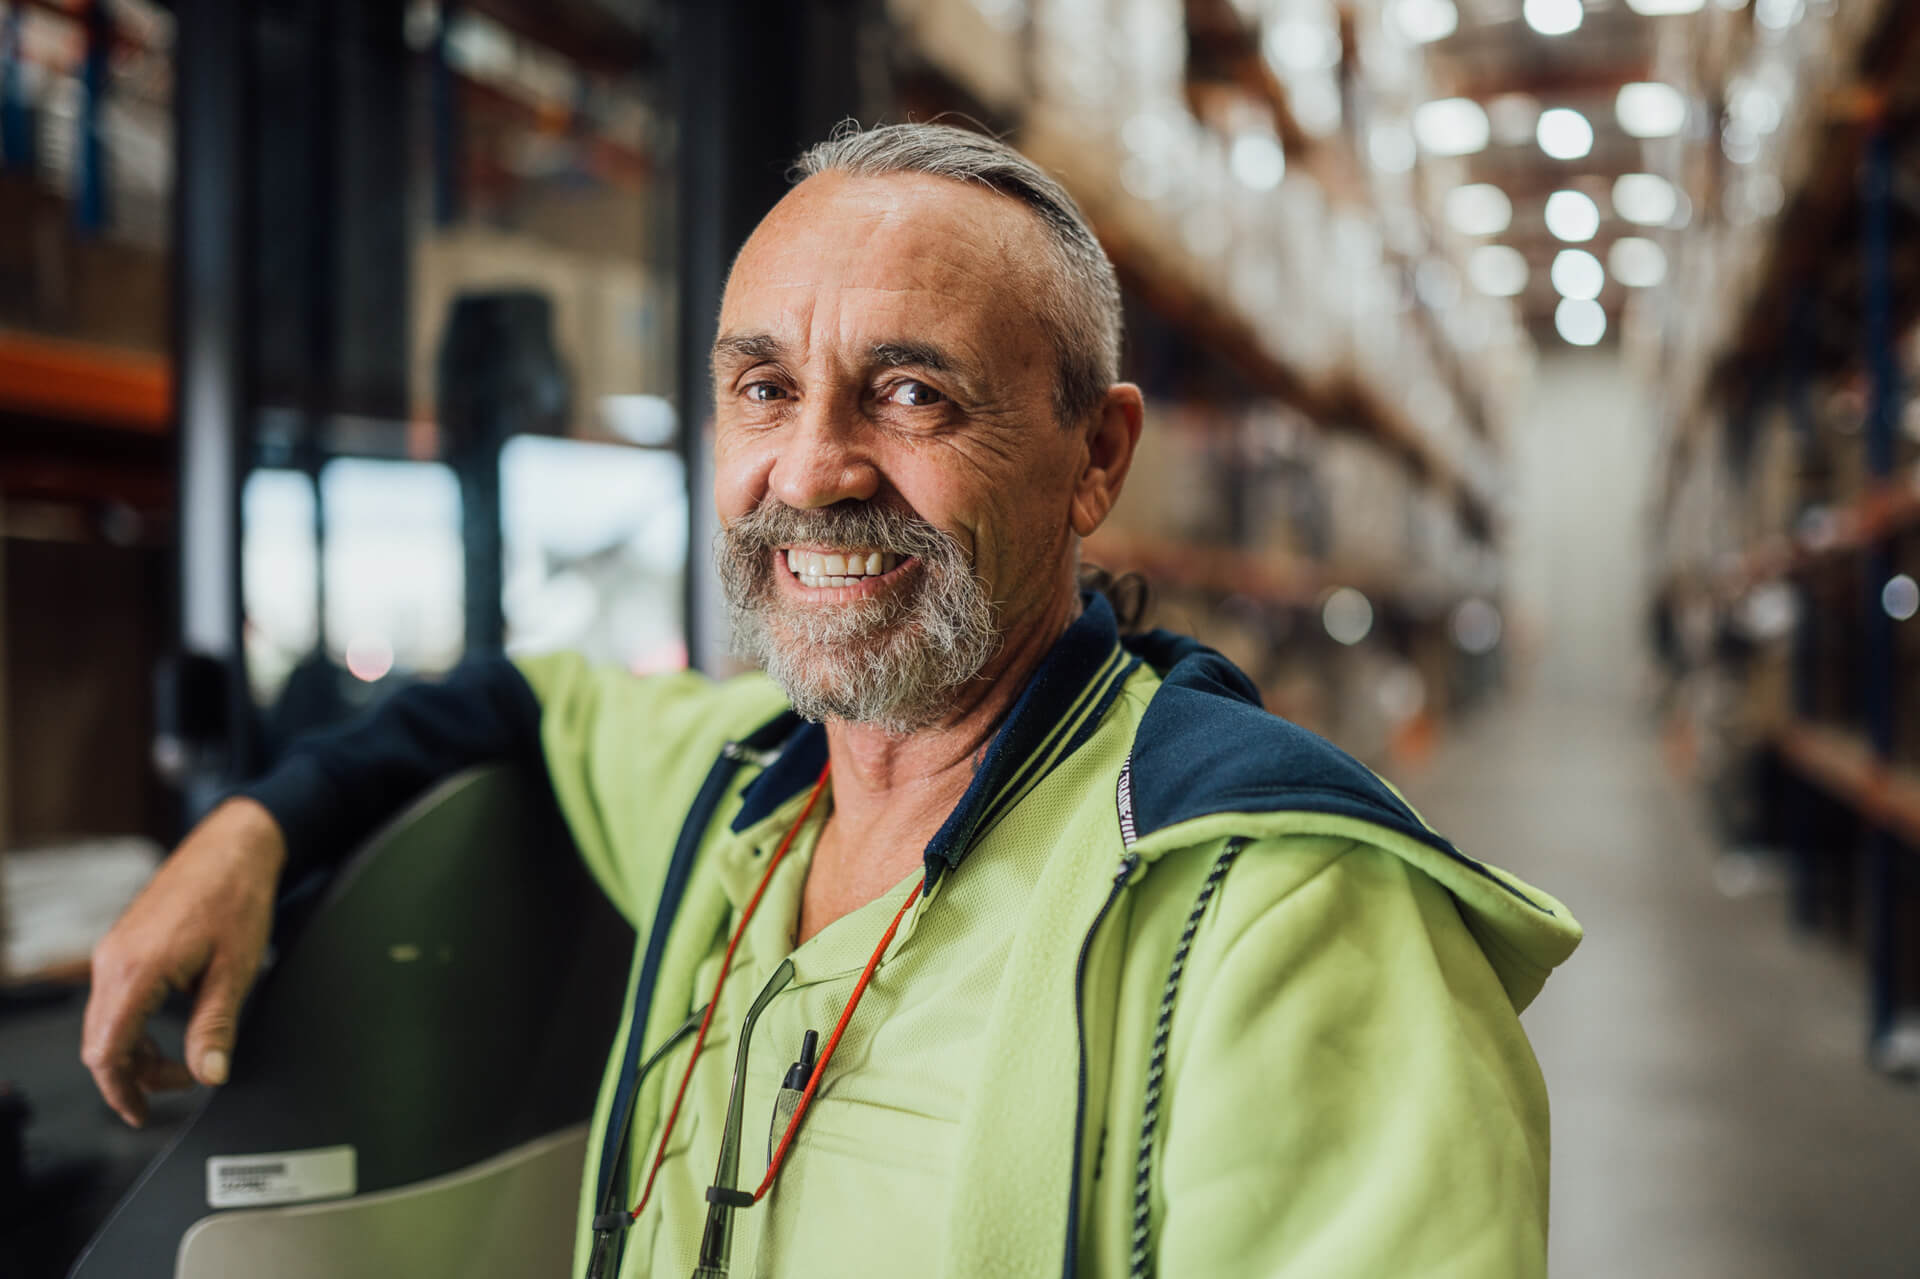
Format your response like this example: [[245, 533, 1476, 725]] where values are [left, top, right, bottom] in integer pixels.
[[207, 1145, 356, 1208]]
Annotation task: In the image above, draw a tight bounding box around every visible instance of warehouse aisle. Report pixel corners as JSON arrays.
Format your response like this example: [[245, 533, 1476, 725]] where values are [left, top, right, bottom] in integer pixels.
[[1403, 693, 1920, 1279]]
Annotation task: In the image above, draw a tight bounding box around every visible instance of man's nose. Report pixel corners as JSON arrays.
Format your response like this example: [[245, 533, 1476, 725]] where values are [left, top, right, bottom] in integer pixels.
[[767, 401, 881, 510]]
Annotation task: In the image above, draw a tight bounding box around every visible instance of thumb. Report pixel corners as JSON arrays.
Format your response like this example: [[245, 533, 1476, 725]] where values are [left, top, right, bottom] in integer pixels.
[[184, 957, 246, 1087]]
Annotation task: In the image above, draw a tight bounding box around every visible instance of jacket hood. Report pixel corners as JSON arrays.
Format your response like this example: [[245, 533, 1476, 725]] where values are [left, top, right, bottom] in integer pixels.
[[1120, 628, 1582, 1012]]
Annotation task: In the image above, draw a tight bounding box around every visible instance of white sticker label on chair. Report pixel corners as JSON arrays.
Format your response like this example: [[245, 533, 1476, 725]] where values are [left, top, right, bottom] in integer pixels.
[[206, 1145, 357, 1208]]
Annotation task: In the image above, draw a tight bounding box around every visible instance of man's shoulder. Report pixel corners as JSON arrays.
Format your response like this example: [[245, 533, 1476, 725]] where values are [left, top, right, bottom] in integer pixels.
[[512, 652, 791, 760], [1118, 628, 1433, 853]]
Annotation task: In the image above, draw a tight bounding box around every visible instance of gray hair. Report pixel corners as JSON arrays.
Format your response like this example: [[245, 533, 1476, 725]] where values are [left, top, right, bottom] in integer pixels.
[[791, 121, 1122, 429]]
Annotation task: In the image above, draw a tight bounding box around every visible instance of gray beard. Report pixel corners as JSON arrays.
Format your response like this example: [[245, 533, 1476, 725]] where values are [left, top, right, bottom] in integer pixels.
[[717, 501, 1000, 735]]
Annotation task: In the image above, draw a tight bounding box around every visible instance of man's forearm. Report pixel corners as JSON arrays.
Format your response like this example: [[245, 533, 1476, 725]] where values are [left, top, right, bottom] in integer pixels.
[[235, 655, 546, 878]]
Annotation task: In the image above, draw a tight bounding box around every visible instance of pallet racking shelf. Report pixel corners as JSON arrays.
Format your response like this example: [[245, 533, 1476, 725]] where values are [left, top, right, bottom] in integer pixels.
[[0, 331, 172, 435], [1652, 0, 1920, 1064], [1771, 718, 1920, 858]]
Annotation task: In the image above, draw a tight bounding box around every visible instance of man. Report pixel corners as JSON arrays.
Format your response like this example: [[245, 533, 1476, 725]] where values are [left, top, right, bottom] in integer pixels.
[[84, 123, 1580, 1277]]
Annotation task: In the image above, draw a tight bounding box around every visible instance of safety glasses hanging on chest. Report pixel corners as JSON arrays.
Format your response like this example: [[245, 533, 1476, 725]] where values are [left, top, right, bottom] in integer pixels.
[[592, 765, 925, 1279]]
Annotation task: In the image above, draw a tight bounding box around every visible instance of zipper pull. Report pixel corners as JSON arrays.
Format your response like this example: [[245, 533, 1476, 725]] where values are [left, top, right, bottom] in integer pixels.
[[1113, 852, 1141, 886]]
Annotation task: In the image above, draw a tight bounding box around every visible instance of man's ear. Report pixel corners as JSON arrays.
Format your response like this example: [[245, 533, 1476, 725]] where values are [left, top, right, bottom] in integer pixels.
[[1070, 383, 1144, 538]]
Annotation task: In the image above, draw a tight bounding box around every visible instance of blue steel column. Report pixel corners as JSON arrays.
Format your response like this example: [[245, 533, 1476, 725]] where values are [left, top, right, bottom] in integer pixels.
[[1862, 122, 1901, 1055]]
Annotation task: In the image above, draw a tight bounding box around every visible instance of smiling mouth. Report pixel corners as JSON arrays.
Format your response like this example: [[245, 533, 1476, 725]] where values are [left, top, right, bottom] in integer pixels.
[[780, 547, 913, 591]]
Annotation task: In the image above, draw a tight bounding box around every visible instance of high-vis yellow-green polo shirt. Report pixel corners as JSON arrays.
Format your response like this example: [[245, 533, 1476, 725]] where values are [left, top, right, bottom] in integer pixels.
[[510, 594, 1583, 1278]]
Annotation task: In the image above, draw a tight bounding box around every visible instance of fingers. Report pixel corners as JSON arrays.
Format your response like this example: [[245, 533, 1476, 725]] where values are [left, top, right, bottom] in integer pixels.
[[133, 1036, 198, 1093], [184, 957, 245, 1087], [81, 950, 165, 1127]]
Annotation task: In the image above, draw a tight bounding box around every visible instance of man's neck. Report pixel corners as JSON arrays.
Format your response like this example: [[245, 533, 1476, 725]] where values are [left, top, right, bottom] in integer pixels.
[[796, 589, 1080, 942]]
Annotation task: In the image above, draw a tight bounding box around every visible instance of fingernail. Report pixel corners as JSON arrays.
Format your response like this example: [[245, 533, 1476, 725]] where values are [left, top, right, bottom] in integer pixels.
[[201, 1050, 229, 1085]]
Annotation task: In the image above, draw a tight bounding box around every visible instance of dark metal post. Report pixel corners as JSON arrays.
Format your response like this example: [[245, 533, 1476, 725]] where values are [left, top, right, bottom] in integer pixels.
[[673, 0, 868, 671], [168, 0, 256, 819], [1786, 295, 1819, 929], [1862, 122, 1901, 1056]]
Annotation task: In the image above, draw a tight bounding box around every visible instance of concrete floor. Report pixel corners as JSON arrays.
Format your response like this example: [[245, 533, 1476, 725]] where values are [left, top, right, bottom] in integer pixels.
[[1403, 692, 1920, 1279]]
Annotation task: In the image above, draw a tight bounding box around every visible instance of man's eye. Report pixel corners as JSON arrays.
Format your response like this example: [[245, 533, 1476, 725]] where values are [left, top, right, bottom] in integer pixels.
[[884, 380, 945, 408], [744, 382, 789, 403]]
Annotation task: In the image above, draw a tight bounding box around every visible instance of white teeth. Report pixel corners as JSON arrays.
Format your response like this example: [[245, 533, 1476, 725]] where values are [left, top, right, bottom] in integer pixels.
[[785, 548, 905, 589]]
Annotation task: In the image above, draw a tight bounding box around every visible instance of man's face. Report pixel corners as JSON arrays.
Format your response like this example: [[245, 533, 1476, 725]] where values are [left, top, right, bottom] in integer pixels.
[[711, 171, 1091, 731]]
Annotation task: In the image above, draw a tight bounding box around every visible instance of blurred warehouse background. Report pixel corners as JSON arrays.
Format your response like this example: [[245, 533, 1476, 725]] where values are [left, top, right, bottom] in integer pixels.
[[0, 0, 1918, 1274]]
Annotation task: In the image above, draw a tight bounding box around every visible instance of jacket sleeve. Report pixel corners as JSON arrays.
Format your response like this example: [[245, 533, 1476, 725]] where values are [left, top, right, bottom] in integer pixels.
[[235, 655, 546, 880], [1150, 842, 1552, 1278]]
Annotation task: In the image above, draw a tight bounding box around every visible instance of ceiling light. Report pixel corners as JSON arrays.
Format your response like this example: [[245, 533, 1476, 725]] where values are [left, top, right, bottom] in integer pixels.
[[1522, 0, 1583, 36], [1754, 0, 1802, 27], [1550, 248, 1605, 300], [1323, 588, 1375, 646], [1415, 259, 1463, 310], [1467, 244, 1529, 297], [1625, 0, 1703, 11], [1487, 94, 1540, 146], [1369, 121, 1417, 173], [1230, 132, 1286, 190], [1413, 98, 1490, 156], [1536, 108, 1594, 160], [1388, 0, 1459, 43], [1555, 297, 1607, 346], [1616, 82, 1687, 138], [1609, 237, 1668, 287], [1611, 172, 1678, 225], [1264, 18, 1345, 73], [1543, 189, 1601, 242], [1445, 183, 1513, 236]]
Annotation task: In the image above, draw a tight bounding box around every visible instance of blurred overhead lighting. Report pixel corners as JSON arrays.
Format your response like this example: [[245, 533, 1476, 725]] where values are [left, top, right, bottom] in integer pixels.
[[1445, 183, 1513, 236], [1625, 0, 1703, 11], [1550, 249, 1605, 300], [1536, 108, 1594, 160], [1543, 190, 1601, 242], [1388, 0, 1459, 43], [1264, 18, 1344, 73], [1611, 172, 1679, 225], [1753, 0, 1803, 28], [1323, 588, 1375, 646], [1522, 0, 1583, 36], [1487, 94, 1541, 147], [1230, 132, 1287, 190], [1290, 76, 1346, 136], [1415, 259, 1463, 311], [1413, 98, 1490, 156], [1555, 297, 1607, 346], [1467, 244, 1529, 297], [1369, 121, 1418, 173], [1609, 237, 1668, 287], [1451, 599, 1503, 655], [1616, 82, 1687, 138], [1884, 575, 1920, 622]]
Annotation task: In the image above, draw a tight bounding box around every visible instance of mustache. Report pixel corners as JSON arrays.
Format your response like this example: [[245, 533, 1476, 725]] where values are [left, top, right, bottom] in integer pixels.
[[723, 500, 962, 563]]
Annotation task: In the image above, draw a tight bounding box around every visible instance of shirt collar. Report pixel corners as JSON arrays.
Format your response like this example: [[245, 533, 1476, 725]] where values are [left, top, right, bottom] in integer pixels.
[[729, 592, 1136, 883]]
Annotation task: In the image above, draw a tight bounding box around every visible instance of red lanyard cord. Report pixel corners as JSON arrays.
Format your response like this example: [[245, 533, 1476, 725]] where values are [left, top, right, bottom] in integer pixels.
[[754, 871, 924, 1201], [628, 763, 831, 1221]]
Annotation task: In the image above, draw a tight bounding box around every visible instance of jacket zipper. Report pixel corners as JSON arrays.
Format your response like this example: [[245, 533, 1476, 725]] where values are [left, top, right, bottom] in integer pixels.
[[1059, 849, 1139, 1279]]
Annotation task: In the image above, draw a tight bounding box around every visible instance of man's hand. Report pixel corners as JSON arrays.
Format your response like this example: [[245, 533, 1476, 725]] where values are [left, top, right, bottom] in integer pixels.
[[81, 797, 286, 1127]]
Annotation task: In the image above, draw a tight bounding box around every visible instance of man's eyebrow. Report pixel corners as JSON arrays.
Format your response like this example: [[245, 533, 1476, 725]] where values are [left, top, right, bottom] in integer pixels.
[[869, 339, 959, 373], [711, 332, 786, 367]]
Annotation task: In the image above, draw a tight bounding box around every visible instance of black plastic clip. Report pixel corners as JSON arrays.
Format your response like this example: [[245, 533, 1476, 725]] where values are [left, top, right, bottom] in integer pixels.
[[704, 1185, 756, 1208]]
